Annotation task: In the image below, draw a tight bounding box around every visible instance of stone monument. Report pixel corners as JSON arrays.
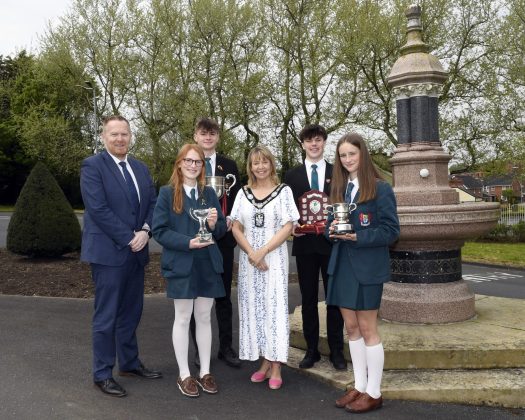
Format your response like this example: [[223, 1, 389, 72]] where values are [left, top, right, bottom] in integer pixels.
[[379, 5, 500, 323]]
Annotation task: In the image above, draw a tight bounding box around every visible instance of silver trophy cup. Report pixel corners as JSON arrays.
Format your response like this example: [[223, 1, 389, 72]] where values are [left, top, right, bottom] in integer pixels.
[[206, 176, 225, 198], [190, 208, 213, 242], [327, 202, 357, 234]]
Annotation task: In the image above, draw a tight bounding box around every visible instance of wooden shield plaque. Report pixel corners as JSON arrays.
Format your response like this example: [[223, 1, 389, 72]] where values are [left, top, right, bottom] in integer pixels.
[[295, 190, 329, 234]]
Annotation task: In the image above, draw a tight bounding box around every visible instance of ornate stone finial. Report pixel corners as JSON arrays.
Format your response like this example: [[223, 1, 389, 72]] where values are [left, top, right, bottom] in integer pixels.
[[387, 4, 447, 89], [401, 5, 428, 55]]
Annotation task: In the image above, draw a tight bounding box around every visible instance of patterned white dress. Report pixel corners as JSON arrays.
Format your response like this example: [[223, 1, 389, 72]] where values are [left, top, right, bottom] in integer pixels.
[[230, 184, 299, 363]]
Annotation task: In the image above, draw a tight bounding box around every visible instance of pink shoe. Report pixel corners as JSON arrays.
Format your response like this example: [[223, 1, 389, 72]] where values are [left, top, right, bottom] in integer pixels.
[[250, 370, 269, 383], [269, 377, 282, 390]]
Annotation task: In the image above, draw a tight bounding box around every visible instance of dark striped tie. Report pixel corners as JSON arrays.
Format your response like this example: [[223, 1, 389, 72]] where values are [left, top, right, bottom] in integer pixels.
[[345, 182, 354, 203], [119, 161, 140, 212]]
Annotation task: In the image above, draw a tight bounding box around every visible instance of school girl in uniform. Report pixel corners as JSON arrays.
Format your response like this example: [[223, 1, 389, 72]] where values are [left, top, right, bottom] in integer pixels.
[[325, 133, 400, 414], [152, 144, 226, 398]]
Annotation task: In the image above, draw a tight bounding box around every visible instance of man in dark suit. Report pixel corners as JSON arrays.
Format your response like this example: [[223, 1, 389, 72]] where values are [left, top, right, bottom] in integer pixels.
[[80, 115, 162, 398], [284, 124, 346, 370], [191, 117, 242, 368]]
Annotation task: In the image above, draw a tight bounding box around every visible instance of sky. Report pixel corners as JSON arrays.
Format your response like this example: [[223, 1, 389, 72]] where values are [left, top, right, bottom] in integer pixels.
[[1, 0, 73, 57]]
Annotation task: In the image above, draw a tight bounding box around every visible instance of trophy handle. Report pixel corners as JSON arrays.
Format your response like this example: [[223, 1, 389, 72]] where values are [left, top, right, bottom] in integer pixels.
[[225, 174, 237, 196], [349, 203, 357, 213], [189, 208, 198, 222]]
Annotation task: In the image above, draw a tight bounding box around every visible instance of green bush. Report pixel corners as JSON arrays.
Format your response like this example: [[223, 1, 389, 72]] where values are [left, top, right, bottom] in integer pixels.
[[7, 162, 81, 257], [512, 221, 525, 242], [477, 222, 525, 243]]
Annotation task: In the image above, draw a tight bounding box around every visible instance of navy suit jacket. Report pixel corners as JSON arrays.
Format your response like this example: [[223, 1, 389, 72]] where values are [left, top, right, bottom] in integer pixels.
[[325, 180, 400, 285], [80, 150, 157, 267], [152, 185, 226, 280]]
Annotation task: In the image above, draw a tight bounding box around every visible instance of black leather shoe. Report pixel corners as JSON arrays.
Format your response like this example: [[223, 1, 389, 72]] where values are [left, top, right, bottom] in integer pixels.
[[329, 352, 348, 371], [94, 378, 127, 397], [194, 352, 200, 369], [299, 349, 321, 369], [119, 363, 162, 379], [218, 347, 241, 368]]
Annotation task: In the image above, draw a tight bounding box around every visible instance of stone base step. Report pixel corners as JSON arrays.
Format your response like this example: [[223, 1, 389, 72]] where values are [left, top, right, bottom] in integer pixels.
[[289, 295, 525, 370], [287, 347, 525, 408]]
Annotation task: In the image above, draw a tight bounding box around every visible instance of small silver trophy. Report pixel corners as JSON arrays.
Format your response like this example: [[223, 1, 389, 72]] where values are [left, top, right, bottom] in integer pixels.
[[327, 202, 357, 234], [190, 208, 213, 242]]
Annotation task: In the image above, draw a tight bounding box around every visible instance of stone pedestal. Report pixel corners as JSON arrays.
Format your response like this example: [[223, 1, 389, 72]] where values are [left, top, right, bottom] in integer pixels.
[[379, 281, 475, 324]]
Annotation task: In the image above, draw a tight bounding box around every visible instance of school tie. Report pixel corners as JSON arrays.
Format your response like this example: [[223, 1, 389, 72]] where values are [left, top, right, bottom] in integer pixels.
[[119, 161, 140, 212], [311, 164, 319, 190], [190, 187, 197, 203], [205, 158, 213, 176], [345, 181, 354, 204]]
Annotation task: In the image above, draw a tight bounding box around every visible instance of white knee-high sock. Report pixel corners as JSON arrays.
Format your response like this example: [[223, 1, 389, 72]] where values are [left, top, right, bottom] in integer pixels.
[[172, 299, 194, 380], [349, 338, 367, 392], [365, 342, 384, 399], [193, 297, 214, 378]]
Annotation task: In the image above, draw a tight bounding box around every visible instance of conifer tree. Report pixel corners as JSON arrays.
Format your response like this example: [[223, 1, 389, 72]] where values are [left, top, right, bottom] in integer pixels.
[[7, 162, 81, 257]]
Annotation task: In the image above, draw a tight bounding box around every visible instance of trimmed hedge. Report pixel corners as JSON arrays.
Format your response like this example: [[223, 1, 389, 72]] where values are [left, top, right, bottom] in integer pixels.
[[7, 162, 81, 257]]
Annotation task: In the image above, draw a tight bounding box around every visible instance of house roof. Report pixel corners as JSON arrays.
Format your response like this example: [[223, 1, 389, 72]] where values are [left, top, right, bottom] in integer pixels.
[[484, 175, 514, 187], [451, 174, 483, 189]]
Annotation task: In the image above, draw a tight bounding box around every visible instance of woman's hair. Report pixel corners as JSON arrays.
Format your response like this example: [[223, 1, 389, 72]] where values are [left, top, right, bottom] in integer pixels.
[[330, 133, 383, 203], [169, 144, 206, 213], [246, 145, 280, 188]]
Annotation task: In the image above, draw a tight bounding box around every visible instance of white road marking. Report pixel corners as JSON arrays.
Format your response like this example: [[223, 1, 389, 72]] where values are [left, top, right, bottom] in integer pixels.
[[464, 272, 524, 283]]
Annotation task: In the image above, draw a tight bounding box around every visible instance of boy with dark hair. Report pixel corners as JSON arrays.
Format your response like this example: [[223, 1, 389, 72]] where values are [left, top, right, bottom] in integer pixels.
[[284, 124, 346, 370]]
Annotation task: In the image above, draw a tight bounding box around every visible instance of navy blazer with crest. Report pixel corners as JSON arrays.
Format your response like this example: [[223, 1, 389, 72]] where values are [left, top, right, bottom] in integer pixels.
[[325, 180, 400, 285], [152, 185, 226, 283], [80, 150, 157, 267]]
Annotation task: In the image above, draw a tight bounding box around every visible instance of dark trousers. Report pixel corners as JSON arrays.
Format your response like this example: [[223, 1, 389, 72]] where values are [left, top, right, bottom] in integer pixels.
[[91, 254, 144, 381], [296, 253, 344, 354], [191, 245, 235, 352]]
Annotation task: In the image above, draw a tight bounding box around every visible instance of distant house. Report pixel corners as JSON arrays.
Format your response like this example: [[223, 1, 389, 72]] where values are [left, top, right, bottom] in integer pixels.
[[483, 175, 522, 203], [449, 172, 523, 203], [449, 174, 484, 202]]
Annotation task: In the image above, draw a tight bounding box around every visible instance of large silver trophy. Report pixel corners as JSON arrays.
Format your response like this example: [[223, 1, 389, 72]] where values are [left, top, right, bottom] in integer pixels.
[[206, 174, 237, 214], [190, 208, 213, 242], [327, 202, 357, 234]]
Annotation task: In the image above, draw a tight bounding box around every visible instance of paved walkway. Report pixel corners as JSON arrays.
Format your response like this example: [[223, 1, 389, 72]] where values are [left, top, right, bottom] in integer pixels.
[[1, 289, 523, 419]]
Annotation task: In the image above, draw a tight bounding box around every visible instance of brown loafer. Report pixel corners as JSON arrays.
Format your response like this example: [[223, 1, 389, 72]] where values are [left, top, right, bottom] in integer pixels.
[[335, 388, 362, 408], [196, 373, 218, 394], [345, 393, 383, 413], [177, 376, 199, 397]]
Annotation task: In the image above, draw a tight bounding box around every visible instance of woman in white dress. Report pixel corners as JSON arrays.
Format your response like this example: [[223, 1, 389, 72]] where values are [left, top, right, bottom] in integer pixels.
[[231, 145, 299, 390]]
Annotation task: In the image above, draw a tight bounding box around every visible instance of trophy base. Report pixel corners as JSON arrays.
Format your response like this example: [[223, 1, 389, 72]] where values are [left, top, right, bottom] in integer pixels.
[[333, 223, 354, 234], [296, 221, 326, 235], [197, 233, 213, 243]]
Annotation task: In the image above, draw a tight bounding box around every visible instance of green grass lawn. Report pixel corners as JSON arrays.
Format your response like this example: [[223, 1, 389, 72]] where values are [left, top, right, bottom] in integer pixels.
[[463, 242, 525, 268], [0, 205, 14, 212]]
